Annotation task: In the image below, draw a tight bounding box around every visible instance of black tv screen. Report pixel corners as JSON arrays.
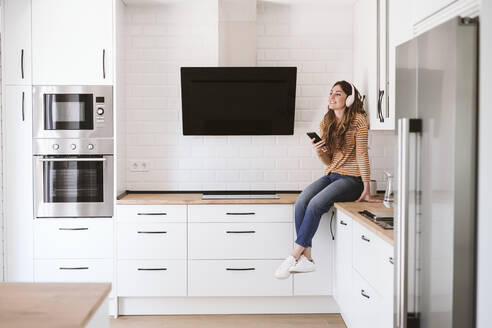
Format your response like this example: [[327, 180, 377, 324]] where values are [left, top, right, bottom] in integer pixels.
[[180, 67, 297, 135]]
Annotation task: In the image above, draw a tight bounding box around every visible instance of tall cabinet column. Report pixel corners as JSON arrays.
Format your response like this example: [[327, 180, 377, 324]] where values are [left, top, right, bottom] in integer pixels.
[[2, 0, 33, 281]]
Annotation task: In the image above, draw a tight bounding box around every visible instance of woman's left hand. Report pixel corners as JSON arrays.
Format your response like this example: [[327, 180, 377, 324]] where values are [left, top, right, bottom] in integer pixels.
[[356, 189, 382, 203]]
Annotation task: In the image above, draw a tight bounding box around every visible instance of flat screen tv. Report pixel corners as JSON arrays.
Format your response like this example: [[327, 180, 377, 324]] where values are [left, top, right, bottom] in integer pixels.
[[180, 67, 297, 135]]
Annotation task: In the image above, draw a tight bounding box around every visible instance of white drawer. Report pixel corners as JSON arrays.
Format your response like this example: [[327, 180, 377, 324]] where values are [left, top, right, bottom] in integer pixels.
[[117, 222, 186, 259], [188, 204, 293, 222], [34, 219, 113, 259], [34, 258, 113, 281], [117, 259, 186, 297], [188, 222, 292, 259], [117, 205, 187, 223], [351, 269, 383, 328], [188, 260, 292, 296], [353, 222, 379, 290], [375, 239, 394, 299]]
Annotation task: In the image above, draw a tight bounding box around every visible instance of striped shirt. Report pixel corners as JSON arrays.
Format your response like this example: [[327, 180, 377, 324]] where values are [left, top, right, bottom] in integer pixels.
[[321, 113, 370, 182]]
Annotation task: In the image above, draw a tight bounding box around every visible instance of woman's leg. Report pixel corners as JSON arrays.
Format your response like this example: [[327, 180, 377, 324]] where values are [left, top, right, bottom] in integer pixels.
[[303, 247, 312, 260], [295, 176, 363, 249], [294, 176, 332, 243]]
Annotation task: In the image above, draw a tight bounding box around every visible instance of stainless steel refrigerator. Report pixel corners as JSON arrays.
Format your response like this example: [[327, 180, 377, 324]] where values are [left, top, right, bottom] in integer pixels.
[[394, 17, 478, 328]]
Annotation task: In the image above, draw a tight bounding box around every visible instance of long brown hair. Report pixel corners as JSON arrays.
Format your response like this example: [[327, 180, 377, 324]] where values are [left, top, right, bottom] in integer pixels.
[[320, 81, 366, 160]]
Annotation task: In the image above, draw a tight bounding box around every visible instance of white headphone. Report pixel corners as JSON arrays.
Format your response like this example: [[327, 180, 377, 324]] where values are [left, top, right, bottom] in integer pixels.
[[345, 82, 355, 107]]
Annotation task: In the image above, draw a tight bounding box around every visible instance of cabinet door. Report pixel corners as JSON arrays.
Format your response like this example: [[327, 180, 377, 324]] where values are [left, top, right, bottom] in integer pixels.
[[32, 0, 113, 85], [351, 270, 385, 328], [293, 210, 334, 296], [4, 86, 33, 281], [378, 240, 394, 327], [3, 0, 32, 84], [334, 211, 354, 325]]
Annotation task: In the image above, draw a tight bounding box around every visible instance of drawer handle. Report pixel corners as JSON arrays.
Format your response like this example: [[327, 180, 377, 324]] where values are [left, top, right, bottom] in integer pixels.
[[59, 267, 89, 270], [226, 212, 255, 215], [226, 230, 256, 234], [361, 235, 370, 242], [389, 257, 394, 264], [137, 212, 167, 216], [226, 268, 255, 271], [137, 231, 167, 234], [361, 289, 370, 299], [59, 228, 88, 231], [137, 268, 167, 271], [340, 220, 348, 226]]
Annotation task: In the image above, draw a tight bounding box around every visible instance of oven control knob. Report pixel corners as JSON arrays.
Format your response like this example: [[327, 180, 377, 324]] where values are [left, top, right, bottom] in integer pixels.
[[52, 144, 59, 150], [97, 108, 104, 115], [71, 144, 77, 150], [88, 144, 94, 150]]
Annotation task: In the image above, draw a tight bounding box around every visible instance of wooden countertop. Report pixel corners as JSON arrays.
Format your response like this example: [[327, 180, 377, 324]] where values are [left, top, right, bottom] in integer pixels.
[[117, 192, 393, 245], [334, 201, 394, 245], [0, 282, 111, 328], [117, 192, 300, 205]]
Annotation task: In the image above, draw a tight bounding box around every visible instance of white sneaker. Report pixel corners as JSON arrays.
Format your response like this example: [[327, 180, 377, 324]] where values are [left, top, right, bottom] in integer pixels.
[[274, 255, 297, 279], [289, 255, 316, 273]]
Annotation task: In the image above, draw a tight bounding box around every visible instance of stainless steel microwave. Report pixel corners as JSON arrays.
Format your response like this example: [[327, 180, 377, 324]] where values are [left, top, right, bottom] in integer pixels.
[[33, 85, 113, 139]]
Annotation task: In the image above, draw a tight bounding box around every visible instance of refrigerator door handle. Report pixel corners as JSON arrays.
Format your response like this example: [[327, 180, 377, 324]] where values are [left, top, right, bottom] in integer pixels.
[[396, 118, 410, 328]]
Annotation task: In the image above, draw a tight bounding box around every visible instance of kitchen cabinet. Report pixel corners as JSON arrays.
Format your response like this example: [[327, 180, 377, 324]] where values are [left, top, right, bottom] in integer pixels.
[[118, 259, 187, 297], [188, 259, 292, 296], [116, 205, 188, 297], [3, 86, 33, 281], [33, 219, 115, 298], [187, 204, 293, 297], [333, 211, 354, 326], [353, 0, 394, 130], [34, 219, 113, 259], [31, 0, 113, 85], [334, 208, 393, 328], [3, 0, 32, 85]]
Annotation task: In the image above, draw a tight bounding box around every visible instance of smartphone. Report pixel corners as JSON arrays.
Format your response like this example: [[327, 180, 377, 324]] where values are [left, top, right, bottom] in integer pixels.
[[306, 132, 323, 143]]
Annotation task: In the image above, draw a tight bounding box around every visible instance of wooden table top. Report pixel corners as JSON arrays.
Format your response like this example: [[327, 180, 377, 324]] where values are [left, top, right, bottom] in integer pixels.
[[0, 283, 111, 328], [334, 201, 394, 245]]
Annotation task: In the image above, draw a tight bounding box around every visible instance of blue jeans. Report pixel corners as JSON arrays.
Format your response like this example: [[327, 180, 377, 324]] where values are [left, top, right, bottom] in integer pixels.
[[294, 173, 364, 248]]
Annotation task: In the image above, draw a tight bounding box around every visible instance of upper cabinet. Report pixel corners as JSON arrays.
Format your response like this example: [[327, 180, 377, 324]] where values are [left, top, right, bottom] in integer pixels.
[[31, 0, 113, 85], [3, 0, 32, 85], [353, 0, 393, 130]]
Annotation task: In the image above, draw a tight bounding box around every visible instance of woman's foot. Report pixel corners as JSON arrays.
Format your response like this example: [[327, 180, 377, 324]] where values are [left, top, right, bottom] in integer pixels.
[[289, 255, 316, 273], [274, 255, 297, 279]]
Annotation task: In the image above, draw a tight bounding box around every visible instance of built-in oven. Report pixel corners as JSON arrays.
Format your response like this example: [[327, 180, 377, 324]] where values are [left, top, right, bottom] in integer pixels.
[[33, 139, 113, 218], [33, 85, 113, 139]]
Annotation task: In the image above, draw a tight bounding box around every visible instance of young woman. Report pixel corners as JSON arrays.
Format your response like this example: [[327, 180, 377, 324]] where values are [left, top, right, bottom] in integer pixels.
[[275, 80, 379, 279]]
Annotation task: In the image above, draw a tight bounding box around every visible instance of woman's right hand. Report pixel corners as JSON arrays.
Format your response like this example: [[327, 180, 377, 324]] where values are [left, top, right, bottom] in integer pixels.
[[311, 138, 327, 156]]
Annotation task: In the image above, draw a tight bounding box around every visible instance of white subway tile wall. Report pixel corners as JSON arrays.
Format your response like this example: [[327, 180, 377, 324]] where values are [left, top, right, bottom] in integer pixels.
[[124, 1, 394, 191]]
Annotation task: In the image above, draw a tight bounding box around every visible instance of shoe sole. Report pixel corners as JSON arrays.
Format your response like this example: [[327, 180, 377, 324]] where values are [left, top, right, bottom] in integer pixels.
[[289, 268, 316, 273]]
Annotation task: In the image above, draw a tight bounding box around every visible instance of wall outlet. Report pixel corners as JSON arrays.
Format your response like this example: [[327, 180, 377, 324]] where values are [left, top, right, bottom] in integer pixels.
[[129, 160, 150, 172]]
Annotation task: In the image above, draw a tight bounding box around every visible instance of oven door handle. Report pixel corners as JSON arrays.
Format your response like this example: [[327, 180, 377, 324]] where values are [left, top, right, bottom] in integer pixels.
[[37, 158, 107, 162]]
